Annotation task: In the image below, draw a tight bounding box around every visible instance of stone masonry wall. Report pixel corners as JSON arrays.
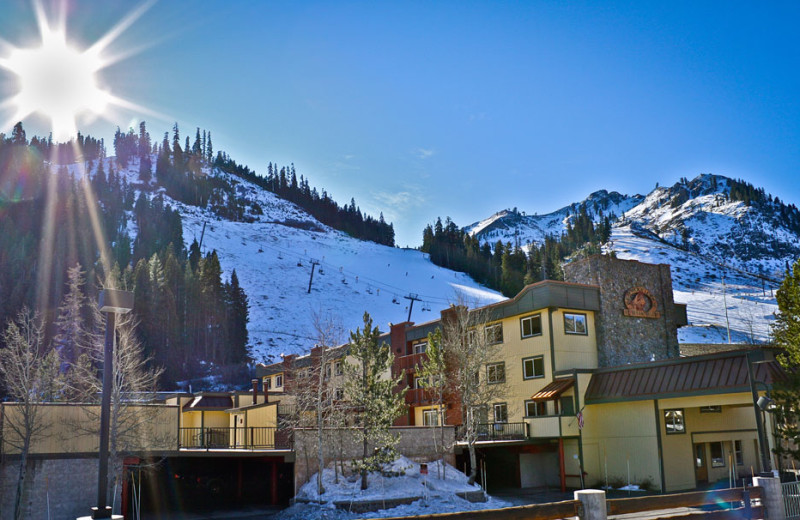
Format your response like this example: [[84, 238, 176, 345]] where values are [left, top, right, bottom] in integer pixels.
[[293, 426, 456, 491], [564, 255, 680, 367], [1, 456, 123, 519]]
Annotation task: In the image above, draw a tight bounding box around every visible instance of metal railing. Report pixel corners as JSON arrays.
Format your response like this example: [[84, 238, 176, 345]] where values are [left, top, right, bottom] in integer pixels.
[[784, 480, 800, 520], [475, 422, 528, 441], [178, 427, 292, 450]]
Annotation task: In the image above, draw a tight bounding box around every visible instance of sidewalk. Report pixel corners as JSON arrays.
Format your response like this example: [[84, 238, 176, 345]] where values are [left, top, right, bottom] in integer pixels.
[[141, 505, 283, 520]]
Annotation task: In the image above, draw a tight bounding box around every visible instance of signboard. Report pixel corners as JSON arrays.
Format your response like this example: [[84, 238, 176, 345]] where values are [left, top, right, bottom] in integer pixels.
[[623, 287, 661, 319]]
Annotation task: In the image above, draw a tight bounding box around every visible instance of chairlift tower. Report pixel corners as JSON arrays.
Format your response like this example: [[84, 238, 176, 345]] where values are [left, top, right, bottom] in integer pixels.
[[404, 293, 421, 322]]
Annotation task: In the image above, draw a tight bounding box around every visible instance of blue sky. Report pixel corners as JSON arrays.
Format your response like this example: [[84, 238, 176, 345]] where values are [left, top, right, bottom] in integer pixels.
[[1, 0, 798, 247]]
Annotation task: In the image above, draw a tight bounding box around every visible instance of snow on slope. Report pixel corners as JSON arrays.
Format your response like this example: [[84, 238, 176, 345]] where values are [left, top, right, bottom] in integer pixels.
[[609, 225, 777, 343], [467, 175, 798, 344], [107, 159, 504, 363], [465, 190, 642, 251]]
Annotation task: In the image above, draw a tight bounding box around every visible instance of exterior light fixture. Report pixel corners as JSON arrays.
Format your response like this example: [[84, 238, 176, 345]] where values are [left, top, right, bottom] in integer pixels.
[[89, 289, 133, 520]]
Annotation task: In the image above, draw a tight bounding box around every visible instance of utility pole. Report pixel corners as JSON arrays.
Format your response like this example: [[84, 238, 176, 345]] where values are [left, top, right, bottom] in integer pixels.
[[722, 273, 731, 344], [404, 293, 421, 322], [198, 221, 207, 252], [307, 259, 320, 293]]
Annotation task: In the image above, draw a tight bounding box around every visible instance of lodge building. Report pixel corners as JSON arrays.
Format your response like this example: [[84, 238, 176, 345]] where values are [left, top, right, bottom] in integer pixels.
[[258, 255, 784, 493], [0, 255, 786, 518]]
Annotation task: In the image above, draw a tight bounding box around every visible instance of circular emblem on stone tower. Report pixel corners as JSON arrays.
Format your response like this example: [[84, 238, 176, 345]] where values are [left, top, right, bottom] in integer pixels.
[[623, 286, 660, 318]]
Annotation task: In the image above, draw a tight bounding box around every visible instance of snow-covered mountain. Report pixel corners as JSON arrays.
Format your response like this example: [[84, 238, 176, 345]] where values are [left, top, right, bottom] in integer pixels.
[[466, 174, 800, 344], [101, 158, 796, 356], [102, 159, 504, 364]]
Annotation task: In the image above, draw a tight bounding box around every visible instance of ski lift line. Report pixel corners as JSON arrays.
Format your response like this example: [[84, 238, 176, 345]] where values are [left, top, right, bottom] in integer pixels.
[[250, 240, 466, 303], [194, 230, 461, 304], [625, 227, 783, 286], [249, 329, 318, 341]]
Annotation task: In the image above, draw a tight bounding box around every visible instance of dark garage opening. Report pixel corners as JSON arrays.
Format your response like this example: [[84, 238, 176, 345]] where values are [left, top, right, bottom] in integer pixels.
[[125, 455, 293, 516]]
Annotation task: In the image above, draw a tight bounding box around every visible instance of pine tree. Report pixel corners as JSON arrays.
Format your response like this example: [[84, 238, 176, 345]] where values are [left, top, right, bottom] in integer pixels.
[[344, 312, 404, 490], [771, 258, 800, 461], [192, 128, 202, 156], [226, 270, 249, 363], [11, 121, 26, 145], [53, 264, 97, 373]]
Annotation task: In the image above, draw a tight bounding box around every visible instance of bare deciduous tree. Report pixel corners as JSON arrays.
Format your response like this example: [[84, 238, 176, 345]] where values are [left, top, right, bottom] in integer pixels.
[[310, 311, 345, 495], [439, 300, 504, 485], [68, 312, 164, 507], [0, 308, 62, 520], [417, 328, 451, 479]]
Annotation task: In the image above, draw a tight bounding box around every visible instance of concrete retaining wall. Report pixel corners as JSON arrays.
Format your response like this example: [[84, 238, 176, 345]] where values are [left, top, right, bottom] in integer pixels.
[[1, 456, 123, 519], [293, 426, 457, 490]]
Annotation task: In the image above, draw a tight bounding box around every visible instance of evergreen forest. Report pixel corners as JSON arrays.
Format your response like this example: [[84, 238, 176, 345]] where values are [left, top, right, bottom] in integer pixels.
[[0, 122, 250, 390], [421, 205, 612, 297]]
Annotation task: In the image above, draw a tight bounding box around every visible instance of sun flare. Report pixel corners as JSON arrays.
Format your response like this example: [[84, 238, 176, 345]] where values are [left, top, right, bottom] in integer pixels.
[[0, 1, 155, 142]]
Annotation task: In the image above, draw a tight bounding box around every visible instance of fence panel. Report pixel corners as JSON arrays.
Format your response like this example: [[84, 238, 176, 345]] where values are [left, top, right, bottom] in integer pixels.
[[784, 481, 800, 520]]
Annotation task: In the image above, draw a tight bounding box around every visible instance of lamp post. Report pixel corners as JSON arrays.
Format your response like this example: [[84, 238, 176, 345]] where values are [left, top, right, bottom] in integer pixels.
[[90, 289, 134, 520], [746, 351, 773, 476]]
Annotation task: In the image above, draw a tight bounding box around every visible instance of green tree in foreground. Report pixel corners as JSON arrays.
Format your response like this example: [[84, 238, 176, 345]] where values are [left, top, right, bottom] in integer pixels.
[[772, 258, 800, 463], [344, 312, 404, 490]]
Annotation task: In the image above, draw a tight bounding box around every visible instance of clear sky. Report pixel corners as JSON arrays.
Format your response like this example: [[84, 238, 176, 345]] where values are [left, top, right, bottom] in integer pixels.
[[1, 0, 798, 247]]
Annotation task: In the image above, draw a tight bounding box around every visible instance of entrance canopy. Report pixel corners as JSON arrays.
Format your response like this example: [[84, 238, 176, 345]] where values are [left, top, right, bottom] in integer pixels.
[[530, 378, 574, 402]]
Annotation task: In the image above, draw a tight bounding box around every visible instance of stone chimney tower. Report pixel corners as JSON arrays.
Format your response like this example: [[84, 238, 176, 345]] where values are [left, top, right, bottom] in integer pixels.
[[563, 255, 681, 366]]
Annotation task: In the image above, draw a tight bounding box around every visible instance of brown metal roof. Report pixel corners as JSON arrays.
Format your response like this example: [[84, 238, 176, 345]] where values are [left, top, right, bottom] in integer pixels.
[[585, 351, 785, 403], [182, 395, 234, 411], [531, 378, 575, 402]]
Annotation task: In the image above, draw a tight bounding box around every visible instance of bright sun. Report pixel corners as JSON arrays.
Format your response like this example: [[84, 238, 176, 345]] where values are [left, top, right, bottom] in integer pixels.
[[2, 30, 109, 141], [0, 1, 154, 142]]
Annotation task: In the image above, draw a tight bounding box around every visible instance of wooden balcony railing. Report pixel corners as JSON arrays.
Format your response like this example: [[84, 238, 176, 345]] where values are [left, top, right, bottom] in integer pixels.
[[404, 387, 435, 405], [396, 352, 426, 371]]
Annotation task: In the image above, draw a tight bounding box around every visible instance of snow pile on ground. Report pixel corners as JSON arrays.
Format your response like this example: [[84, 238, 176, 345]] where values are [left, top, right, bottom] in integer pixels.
[[277, 457, 509, 519]]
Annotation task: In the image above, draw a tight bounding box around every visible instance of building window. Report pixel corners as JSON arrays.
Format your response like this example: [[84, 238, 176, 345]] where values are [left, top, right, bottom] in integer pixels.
[[700, 405, 722, 413], [414, 341, 428, 355], [525, 400, 546, 417], [520, 314, 543, 338], [564, 313, 588, 335], [664, 409, 685, 434], [423, 409, 439, 426], [324, 363, 332, 379], [334, 361, 343, 376], [334, 388, 344, 400], [560, 396, 575, 416], [275, 374, 283, 388], [485, 323, 503, 345], [493, 403, 508, 423], [710, 441, 725, 467], [414, 376, 429, 389], [486, 362, 505, 384], [522, 356, 545, 380], [734, 440, 743, 465]]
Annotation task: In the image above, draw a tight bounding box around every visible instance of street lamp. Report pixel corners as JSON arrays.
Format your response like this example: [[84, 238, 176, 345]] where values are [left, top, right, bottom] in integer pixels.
[[746, 351, 774, 476], [89, 289, 133, 520]]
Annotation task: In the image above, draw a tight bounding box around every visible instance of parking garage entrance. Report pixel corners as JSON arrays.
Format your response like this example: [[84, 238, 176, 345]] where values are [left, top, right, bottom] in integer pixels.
[[123, 454, 294, 517]]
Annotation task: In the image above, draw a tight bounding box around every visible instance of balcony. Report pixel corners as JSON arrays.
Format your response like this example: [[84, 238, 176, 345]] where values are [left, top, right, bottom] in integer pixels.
[[404, 387, 434, 405], [396, 352, 426, 372], [474, 422, 528, 441], [525, 416, 579, 438], [179, 427, 292, 450]]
